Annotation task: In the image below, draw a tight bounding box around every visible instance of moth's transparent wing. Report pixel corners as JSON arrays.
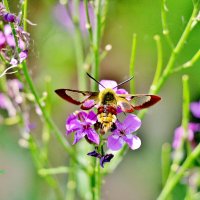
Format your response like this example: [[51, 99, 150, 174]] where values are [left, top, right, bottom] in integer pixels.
[[117, 94, 161, 111], [55, 89, 99, 110]]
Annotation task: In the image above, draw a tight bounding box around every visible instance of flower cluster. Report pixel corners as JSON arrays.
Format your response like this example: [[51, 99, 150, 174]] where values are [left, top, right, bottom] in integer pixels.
[[66, 80, 142, 167], [0, 3, 29, 68], [173, 100, 200, 150], [0, 79, 35, 148]]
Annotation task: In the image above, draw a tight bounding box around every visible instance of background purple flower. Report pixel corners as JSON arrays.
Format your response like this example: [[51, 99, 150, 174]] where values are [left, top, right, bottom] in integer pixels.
[[66, 110, 99, 144], [190, 101, 200, 119], [99, 80, 128, 94], [107, 114, 141, 151], [53, 1, 95, 34], [0, 93, 16, 116], [173, 123, 200, 149]]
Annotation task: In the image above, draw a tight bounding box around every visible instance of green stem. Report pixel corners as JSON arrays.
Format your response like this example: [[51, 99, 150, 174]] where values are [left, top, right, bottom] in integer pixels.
[[65, 159, 76, 200], [153, 7, 198, 95], [161, 0, 174, 49], [29, 136, 64, 200], [94, 145, 101, 200], [73, 0, 87, 90], [94, 160, 101, 200], [150, 35, 163, 92], [157, 144, 200, 200], [84, 0, 93, 43], [21, 62, 89, 173], [129, 33, 137, 94], [161, 143, 171, 187], [22, 0, 28, 32], [38, 167, 69, 176], [172, 49, 200, 73], [157, 75, 191, 199], [92, 0, 102, 91], [182, 75, 190, 134]]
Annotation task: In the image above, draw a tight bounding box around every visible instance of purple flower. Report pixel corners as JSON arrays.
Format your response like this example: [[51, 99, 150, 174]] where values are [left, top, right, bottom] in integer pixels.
[[7, 79, 23, 104], [3, 13, 16, 23], [0, 3, 6, 17], [190, 101, 200, 119], [107, 114, 141, 151], [173, 123, 200, 149], [66, 110, 99, 144], [99, 80, 128, 94], [53, 1, 95, 34], [87, 150, 114, 168], [0, 93, 16, 116], [0, 31, 6, 49], [173, 100, 200, 149]]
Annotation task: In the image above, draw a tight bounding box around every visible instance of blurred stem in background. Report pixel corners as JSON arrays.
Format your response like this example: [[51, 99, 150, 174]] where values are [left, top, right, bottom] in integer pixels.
[[129, 33, 137, 94], [4, 0, 92, 173], [157, 76, 200, 200], [106, 0, 200, 174]]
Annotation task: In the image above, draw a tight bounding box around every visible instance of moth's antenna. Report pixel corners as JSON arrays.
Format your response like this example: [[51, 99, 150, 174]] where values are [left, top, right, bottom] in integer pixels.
[[86, 73, 106, 89], [113, 76, 134, 89]]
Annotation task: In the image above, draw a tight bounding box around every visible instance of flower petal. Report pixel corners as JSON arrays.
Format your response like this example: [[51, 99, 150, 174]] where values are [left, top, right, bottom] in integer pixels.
[[173, 126, 195, 149], [172, 127, 184, 149], [107, 134, 124, 151], [123, 134, 141, 150], [189, 123, 200, 133], [100, 154, 114, 168], [87, 110, 97, 123], [86, 128, 99, 144], [87, 150, 101, 158], [82, 99, 95, 110], [190, 101, 200, 118], [66, 113, 80, 134], [99, 80, 118, 91], [123, 114, 141, 134], [73, 130, 86, 144], [116, 88, 128, 94]]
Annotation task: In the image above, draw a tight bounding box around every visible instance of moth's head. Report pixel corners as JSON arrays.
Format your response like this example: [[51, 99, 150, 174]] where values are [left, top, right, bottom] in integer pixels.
[[99, 88, 117, 104]]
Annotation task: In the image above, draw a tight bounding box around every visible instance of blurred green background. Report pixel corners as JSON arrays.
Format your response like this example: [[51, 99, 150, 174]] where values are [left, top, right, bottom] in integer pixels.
[[1, 0, 200, 199]]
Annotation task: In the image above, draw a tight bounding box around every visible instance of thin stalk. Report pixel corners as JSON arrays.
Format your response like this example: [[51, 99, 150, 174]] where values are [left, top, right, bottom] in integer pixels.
[[0, 60, 8, 92], [22, 0, 28, 32], [94, 144, 101, 200], [129, 33, 137, 94], [84, 0, 93, 43], [73, 0, 87, 90], [94, 160, 101, 200], [150, 35, 163, 93], [157, 75, 191, 199], [161, 0, 174, 49], [157, 143, 200, 200], [182, 75, 190, 134], [29, 136, 64, 200], [172, 49, 200, 73], [65, 159, 76, 200], [92, 0, 102, 91], [153, 7, 199, 95], [161, 143, 171, 187], [101, 0, 109, 36], [38, 167, 69, 176]]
